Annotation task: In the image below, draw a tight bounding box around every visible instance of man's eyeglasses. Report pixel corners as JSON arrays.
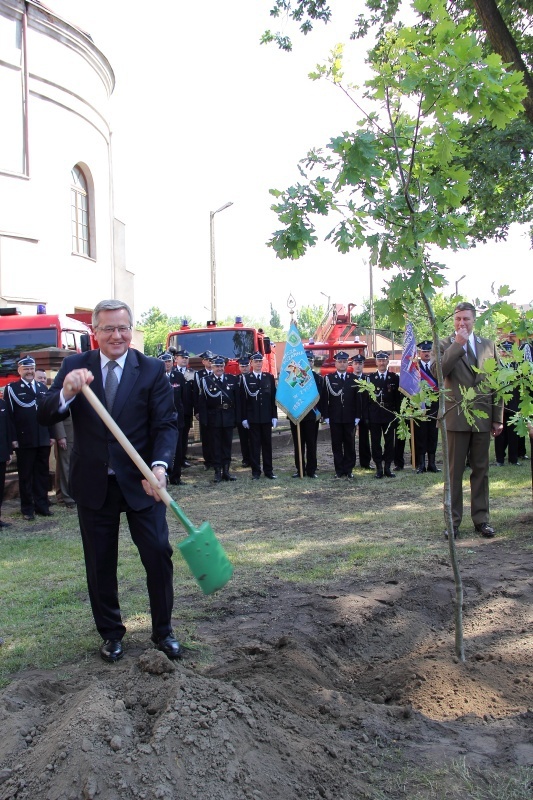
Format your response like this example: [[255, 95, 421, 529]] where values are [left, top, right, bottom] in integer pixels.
[[96, 325, 133, 334]]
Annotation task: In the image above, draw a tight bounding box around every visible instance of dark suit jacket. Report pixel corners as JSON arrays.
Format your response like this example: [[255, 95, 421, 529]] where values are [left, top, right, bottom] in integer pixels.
[[204, 373, 240, 427], [240, 372, 277, 424], [37, 349, 177, 511], [0, 399, 14, 462], [322, 372, 361, 424], [366, 371, 400, 424], [437, 335, 503, 432], [5, 380, 52, 448]]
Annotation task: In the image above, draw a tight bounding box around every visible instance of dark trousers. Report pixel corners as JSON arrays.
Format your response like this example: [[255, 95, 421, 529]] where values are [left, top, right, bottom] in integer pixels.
[[0, 461, 6, 517], [169, 427, 183, 482], [329, 422, 356, 476], [16, 445, 51, 515], [211, 426, 233, 469], [77, 476, 174, 641], [494, 411, 520, 464], [199, 421, 213, 467], [413, 417, 438, 460], [358, 421, 371, 467], [447, 430, 490, 528], [249, 423, 273, 477], [237, 422, 251, 464], [181, 415, 192, 463], [290, 417, 318, 476], [370, 422, 395, 466]]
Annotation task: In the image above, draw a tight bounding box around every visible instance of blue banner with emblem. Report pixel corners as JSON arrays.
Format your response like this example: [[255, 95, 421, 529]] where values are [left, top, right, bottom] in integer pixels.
[[399, 321, 421, 397], [276, 321, 320, 425]]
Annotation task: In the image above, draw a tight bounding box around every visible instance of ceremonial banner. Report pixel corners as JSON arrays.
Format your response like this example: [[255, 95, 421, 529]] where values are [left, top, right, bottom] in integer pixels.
[[276, 322, 319, 424], [399, 321, 421, 397]]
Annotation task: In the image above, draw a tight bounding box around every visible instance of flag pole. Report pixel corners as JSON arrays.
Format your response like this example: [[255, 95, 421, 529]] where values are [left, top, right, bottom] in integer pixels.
[[410, 417, 416, 470]]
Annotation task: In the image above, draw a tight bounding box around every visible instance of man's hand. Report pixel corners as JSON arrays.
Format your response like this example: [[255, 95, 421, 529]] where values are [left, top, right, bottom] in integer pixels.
[[63, 369, 94, 401], [242, 420, 249, 429], [454, 323, 469, 347], [491, 422, 504, 437], [12, 441, 18, 449], [142, 466, 167, 501], [57, 438, 67, 450]]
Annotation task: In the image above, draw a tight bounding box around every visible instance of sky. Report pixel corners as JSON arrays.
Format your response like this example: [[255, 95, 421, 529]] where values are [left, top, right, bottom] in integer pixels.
[[51, 0, 532, 329]]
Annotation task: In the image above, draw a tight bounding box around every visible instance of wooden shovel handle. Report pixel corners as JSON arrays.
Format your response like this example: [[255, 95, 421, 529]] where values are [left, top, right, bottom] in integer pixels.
[[80, 384, 173, 507]]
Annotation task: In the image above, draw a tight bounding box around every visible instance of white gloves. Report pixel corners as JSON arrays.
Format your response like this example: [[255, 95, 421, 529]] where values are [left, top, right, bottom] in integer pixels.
[[323, 418, 329, 425], [242, 420, 249, 429], [272, 419, 278, 428], [355, 418, 360, 425]]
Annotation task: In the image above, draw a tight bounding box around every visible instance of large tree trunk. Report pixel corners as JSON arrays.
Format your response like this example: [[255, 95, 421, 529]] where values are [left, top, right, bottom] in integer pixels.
[[471, 0, 533, 124]]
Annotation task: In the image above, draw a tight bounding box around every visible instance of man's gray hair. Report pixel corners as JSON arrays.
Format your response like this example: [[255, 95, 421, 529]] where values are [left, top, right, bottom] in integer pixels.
[[454, 301, 476, 317], [92, 299, 134, 329]]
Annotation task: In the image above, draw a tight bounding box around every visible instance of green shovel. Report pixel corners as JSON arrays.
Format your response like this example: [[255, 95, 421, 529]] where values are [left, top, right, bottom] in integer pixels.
[[81, 385, 234, 594]]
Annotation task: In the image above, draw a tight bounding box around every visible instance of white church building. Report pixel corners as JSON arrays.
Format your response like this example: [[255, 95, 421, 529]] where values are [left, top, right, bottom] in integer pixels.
[[0, 0, 133, 319]]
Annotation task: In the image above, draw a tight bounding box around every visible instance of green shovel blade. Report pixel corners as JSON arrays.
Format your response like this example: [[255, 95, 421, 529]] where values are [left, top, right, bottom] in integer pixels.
[[177, 519, 234, 595]]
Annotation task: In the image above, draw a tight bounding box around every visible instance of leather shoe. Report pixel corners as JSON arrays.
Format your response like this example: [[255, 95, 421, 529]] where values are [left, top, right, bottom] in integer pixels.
[[307, 474, 317, 479], [182, 461, 192, 468], [153, 634, 182, 659], [169, 478, 184, 485], [475, 522, 495, 538], [99, 639, 123, 663], [23, 514, 35, 521], [35, 509, 53, 517], [292, 472, 301, 478], [252, 474, 260, 480], [0, 520, 12, 528], [384, 467, 396, 478], [265, 474, 277, 479], [444, 527, 459, 540]]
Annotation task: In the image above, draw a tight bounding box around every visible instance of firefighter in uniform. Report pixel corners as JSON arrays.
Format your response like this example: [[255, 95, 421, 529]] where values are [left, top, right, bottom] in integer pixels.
[[162, 353, 186, 485], [495, 339, 522, 467], [322, 351, 361, 479], [366, 351, 401, 478], [351, 354, 372, 469], [236, 356, 252, 466], [203, 356, 240, 482], [193, 350, 215, 469], [5, 356, 54, 519], [414, 341, 440, 473], [289, 350, 323, 478], [240, 352, 277, 479], [171, 348, 195, 468]]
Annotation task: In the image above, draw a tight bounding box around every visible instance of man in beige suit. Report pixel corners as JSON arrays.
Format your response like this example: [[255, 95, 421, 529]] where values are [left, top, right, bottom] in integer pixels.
[[437, 302, 503, 539]]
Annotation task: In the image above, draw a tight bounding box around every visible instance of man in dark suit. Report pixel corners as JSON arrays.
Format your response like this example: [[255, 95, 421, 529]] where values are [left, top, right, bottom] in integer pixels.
[[436, 302, 503, 539], [414, 341, 440, 474], [37, 299, 180, 663], [163, 353, 185, 486], [193, 351, 215, 469], [366, 351, 400, 478], [289, 350, 323, 479], [6, 356, 54, 520], [322, 351, 361, 479], [351, 354, 372, 469], [236, 356, 252, 466], [204, 356, 240, 482], [171, 348, 194, 468], [240, 352, 277, 479]]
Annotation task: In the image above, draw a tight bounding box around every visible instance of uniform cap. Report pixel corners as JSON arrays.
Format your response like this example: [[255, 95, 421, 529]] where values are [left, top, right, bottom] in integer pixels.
[[305, 350, 315, 361], [417, 341, 432, 351], [500, 340, 513, 351], [212, 356, 225, 366], [18, 356, 36, 367], [238, 356, 250, 366], [158, 353, 172, 362], [352, 354, 365, 363], [175, 348, 190, 358], [251, 352, 264, 361], [374, 350, 389, 359], [334, 351, 349, 360], [200, 350, 214, 361]]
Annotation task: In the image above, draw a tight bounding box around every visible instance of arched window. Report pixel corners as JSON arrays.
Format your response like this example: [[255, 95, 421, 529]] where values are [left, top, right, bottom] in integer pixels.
[[71, 165, 90, 255]]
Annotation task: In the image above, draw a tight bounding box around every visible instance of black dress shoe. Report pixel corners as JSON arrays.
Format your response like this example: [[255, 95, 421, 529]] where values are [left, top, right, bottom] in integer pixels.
[[0, 520, 12, 528], [375, 471, 383, 479], [307, 474, 317, 479], [252, 474, 260, 480], [345, 473, 354, 480], [153, 634, 182, 659], [475, 522, 495, 538], [35, 509, 53, 517], [265, 474, 277, 479], [182, 461, 192, 468], [99, 639, 123, 663], [169, 478, 184, 485], [292, 472, 301, 478], [241, 461, 251, 467], [384, 468, 396, 478], [444, 527, 459, 540], [23, 514, 35, 521]]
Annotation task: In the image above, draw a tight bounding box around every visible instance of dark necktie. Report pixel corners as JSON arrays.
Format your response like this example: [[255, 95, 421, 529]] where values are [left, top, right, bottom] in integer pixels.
[[105, 361, 119, 411], [467, 343, 477, 368]]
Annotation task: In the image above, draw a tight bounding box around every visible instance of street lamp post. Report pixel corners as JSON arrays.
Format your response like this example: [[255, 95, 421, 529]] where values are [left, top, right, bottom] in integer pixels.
[[210, 201, 233, 322], [455, 274, 466, 297]]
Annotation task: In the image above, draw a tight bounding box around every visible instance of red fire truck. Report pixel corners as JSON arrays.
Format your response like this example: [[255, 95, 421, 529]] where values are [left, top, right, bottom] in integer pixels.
[[166, 318, 277, 377], [0, 306, 95, 387], [304, 303, 367, 374]]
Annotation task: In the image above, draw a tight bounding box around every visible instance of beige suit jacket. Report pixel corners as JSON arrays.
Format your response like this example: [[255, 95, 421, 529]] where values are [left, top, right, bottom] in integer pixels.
[[436, 335, 503, 433]]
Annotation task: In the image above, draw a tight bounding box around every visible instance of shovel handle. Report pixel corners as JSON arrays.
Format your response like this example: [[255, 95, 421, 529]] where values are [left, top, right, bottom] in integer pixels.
[[79, 384, 174, 507]]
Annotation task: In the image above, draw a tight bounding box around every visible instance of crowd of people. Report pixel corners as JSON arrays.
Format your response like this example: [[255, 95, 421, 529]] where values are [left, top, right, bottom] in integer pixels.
[[0, 298, 531, 663]]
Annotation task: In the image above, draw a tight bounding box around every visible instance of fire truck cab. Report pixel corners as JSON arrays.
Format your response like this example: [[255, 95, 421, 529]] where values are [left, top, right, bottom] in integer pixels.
[[166, 318, 277, 377], [0, 306, 95, 387]]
